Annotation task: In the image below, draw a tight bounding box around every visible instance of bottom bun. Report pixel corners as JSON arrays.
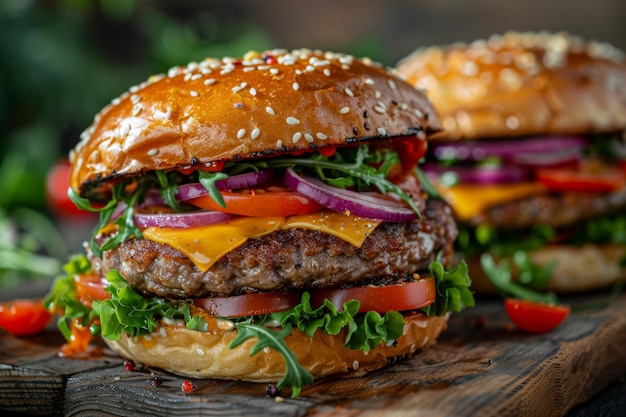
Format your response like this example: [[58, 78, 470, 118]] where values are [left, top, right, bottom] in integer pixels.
[[104, 312, 448, 382], [468, 243, 626, 294]]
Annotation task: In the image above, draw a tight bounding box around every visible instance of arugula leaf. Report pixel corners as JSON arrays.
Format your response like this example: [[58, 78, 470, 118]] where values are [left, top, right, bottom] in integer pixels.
[[155, 171, 188, 212], [420, 260, 475, 316], [268, 145, 423, 220], [480, 253, 559, 305], [230, 322, 313, 397], [198, 171, 229, 208]]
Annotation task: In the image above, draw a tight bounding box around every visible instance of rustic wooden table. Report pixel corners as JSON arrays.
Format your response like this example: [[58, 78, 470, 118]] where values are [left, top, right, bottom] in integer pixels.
[[1, 280, 625, 416]]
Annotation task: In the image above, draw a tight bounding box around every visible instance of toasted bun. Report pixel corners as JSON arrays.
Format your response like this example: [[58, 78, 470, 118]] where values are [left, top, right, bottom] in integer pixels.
[[396, 31, 626, 140], [103, 313, 447, 382], [468, 243, 626, 294], [71, 49, 440, 196]]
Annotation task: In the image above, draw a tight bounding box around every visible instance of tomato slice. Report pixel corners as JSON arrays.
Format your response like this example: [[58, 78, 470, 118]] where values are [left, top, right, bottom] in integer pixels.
[[505, 297, 570, 333], [310, 277, 436, 313], [535, 163, 625, 192], [73, 272, 109, 308], [187, 187, 323, 217], [194, 291, 302, 318], [0, 299, 52, 336]]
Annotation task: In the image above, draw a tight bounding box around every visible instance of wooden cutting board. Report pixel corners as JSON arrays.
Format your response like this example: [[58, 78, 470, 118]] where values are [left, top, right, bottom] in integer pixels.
[[1, 293, 625, 417]]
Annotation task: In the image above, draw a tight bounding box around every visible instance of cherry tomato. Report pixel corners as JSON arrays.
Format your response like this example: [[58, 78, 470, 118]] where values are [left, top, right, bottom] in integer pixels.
[[0, 299, 52, 336], [187, 188, 323, 217], [505, 297, 570, 333], [194, 291, 302, 318], [46, 159, 94, 218], [535, 163, 625, 193], [310, 277, 436, 313], [73, 272, 109, 308]]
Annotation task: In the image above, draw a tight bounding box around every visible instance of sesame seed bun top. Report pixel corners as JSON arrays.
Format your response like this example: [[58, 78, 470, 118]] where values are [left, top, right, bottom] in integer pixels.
[[70, 48, 441, 196], [395, 31, 626, 140]]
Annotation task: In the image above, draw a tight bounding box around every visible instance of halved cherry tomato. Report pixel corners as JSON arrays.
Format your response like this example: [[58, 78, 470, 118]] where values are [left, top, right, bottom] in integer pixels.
[[505, 297, 570, 333], [0, 299, 52, 336], [73, 272, 109, 308], [187, 187, 323, 217], [535, 164, 625, 193], [194, 291, 302, 318], [310, 277, 436, 313]]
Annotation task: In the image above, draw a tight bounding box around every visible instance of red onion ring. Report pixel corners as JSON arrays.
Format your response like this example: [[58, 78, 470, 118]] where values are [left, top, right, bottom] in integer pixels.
[[177, 169, 274, 201], [134, 210, 235, 228], [430, 136, 589, 162], [284, 167, 418, 222]]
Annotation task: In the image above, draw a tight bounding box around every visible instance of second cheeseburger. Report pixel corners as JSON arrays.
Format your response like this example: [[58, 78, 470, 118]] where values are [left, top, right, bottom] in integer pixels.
[[45, 49, 474, 396], [396, 32, 626, 293]]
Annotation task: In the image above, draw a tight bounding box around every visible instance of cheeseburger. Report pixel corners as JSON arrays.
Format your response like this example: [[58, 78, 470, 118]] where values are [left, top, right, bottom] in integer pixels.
[[45, 49, 473, 396], [396, 32, 626, 293]]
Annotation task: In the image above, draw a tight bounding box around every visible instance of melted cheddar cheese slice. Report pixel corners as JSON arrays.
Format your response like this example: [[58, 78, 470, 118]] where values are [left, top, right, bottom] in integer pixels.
[[141, 210, 382, 271], [437, 182, 547, 221]]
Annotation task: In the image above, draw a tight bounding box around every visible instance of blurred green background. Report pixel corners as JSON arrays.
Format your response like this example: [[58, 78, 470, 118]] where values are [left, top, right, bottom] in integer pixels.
[[1, 0, 625, 289]]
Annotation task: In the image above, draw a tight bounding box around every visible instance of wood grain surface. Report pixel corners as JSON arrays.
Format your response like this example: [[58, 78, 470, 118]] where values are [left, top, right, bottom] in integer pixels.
[[1, 293, 625, 417]]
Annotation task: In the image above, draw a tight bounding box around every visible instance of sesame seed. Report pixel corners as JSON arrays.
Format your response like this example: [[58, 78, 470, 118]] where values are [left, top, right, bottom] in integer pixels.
[[191, 74, 203, 81], [251, 128, 260, 140], [120, 123, 131, 137], [132, 104, 142, 116], [295, 69, 302, 75], [377, 127, 387, 136], [249, 87, 257, 96], [190, 90, 199, 97], [323, 68, 331, 76], [286, 116, 300, 125], [276, 139, 283, 149], [266, 106, 276, 115], [237, 128, 246, 139], [353, 360, 360, 371], [364, 78, 375, 85], [130, 94, 141, 104], [340, 107, 350, 114], [387, 79, 397, 90], [292, 132, 302, 143], [270, 68, 279, 75], [414, 109, 424, 118], [306, 65, 315, 72], [196, 348, 205, 357], [344, 87, 354, 97], [316, 132, 328, 140], [159, 327, 167, 338], [304, 133, 314, 143], [232, 86, 243, 93], [144, 334, 153, 341], [375, 90, 381, 99], [204, 78, 216, 86], [292, 82, 300, 91], [505, 115, 520, 130], [184, 73, 193, 82], [374, 106, 386, 114], [243, 66, 255, 72], [401, 103, 408, 110], [234, 102, 244, 109]]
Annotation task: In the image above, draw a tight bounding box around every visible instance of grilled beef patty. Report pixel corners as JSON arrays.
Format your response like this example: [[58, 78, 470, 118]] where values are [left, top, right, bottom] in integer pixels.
[[91, 199, 457, 299], [468, 189, 626, 230]]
